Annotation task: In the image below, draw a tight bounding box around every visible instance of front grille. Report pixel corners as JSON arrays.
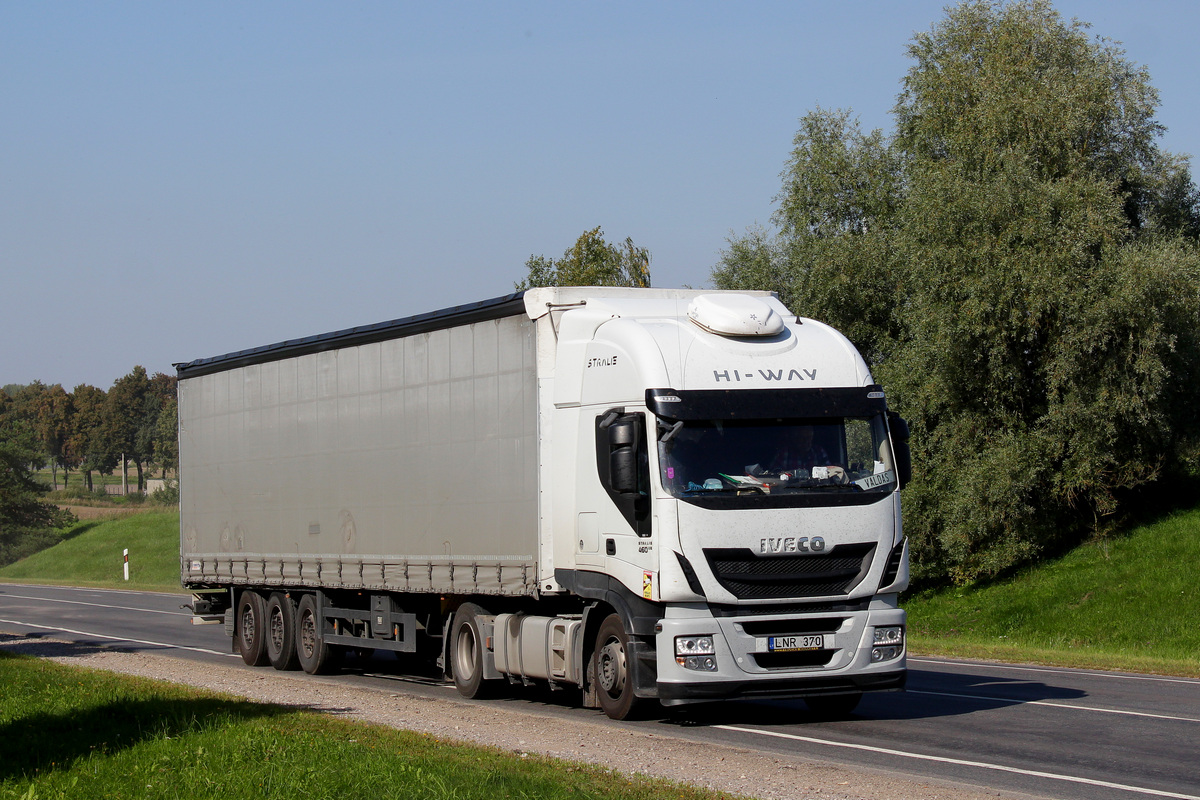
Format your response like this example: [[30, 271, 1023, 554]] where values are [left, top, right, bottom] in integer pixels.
[[704, 543, 876, 600], [739, 617, 845, 637], [709, 598, 871, 617]]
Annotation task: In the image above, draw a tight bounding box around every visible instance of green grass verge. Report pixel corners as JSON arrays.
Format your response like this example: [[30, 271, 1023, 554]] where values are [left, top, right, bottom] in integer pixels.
[[0, 511, 181, 592], [0, 653, 730, 800], [906, 506, 1200, 677]]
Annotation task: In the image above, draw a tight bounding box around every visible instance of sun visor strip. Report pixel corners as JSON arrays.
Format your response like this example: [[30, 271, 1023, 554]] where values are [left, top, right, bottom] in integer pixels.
[[645, 386, 887, 420]]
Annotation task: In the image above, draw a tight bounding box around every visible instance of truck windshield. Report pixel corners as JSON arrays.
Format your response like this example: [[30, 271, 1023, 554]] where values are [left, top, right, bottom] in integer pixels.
[[656, 415, 897, 498]]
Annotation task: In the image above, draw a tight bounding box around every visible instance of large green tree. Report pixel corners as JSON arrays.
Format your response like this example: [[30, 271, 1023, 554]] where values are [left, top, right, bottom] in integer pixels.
[[33, 384, 73, 490], [104, 366, 153, 493], [0, 441, 75, 565], [68, 384, 115, 492], [515, 227, 652, 290], [714, 0, 1200, 583]]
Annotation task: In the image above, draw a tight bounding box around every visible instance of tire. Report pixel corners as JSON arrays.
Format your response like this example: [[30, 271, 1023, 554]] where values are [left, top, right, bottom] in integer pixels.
[[592, 613, 643, 720], [295, 593, 342, 675], [451, 603, 493, 699], [265, 593, 301, 671], [235, 591, 270, 667], [804, 692, 862, 718]]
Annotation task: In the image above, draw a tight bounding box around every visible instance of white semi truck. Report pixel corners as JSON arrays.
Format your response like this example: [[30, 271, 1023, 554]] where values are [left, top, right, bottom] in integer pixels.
[[178, 287, 910, 719]]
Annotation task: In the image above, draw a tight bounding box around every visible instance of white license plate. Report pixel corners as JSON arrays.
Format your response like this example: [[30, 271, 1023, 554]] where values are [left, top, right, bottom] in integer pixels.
[[767, 634, 826, 652]]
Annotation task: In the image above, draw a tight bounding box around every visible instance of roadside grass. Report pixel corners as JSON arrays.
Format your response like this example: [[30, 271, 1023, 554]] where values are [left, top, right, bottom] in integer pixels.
[[906, 506, 1200, 677], [0, 653, 730, 800], [0, 511, 180, 592]]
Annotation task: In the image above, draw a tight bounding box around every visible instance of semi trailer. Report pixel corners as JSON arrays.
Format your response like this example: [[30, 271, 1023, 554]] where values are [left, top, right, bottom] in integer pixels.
[[178, 287, 911, 719]]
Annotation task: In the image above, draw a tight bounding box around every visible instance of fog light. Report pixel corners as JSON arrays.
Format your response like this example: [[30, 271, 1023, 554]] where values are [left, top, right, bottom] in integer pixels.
[[675, 635, 718, 671], [871, 645, 902, 663], [873, 626, 904, 646], [679, 655, 718, 671]]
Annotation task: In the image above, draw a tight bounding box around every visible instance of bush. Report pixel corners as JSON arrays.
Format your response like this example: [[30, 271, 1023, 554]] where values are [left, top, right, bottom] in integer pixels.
[[149, 481, 179, 506]]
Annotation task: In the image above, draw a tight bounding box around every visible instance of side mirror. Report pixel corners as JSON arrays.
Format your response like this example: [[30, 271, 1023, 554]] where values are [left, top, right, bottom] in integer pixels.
[[609, 419, 639, 494], [887, 411, 913, 489]]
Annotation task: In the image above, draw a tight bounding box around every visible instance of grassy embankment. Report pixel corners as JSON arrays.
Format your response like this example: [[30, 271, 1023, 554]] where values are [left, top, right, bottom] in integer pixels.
[[0, 653, 728, 800], [3, 505, 1199, 675], [0, 510, 180, 591], [905, 506, 1200, 677]]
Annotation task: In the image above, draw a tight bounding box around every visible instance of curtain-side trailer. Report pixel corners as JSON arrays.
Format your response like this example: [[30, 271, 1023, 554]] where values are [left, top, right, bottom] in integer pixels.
[[179, 287, 911, 719]]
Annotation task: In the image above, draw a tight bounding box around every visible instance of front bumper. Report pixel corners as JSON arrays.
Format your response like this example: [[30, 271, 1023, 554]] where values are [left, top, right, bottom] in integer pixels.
[[655, 604, 906, 706]]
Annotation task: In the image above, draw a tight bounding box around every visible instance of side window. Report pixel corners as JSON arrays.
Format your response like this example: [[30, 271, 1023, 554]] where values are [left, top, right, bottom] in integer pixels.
[[595, 409, 651, 537]]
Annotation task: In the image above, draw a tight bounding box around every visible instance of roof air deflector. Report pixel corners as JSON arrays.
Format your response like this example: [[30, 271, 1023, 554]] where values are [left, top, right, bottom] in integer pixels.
[[687, 294, 785, 337]]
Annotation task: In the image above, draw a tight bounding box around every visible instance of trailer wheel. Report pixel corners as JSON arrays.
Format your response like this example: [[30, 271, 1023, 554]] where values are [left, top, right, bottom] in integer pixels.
[[593, 614, 642, 720], [295, 594, 342, 675], [235, 591, 270, 667], [804, 692, 862, 718], [265, 593, 300, 671], [451, 603, 493, 699]]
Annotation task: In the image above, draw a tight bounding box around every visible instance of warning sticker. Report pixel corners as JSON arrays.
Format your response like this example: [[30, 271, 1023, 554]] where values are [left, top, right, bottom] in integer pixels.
[[642, 571, 653, 599]]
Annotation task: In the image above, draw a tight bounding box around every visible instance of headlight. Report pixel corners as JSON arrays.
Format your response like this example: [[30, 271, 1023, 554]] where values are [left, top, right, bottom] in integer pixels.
[[675, 635, 718, 671], [873, 626, 904, 645], [871, 626, 904, 662], [675, 635, 715, 655]]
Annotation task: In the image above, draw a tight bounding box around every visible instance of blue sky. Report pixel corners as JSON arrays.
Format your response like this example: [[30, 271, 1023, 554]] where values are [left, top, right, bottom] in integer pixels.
[[3, 1, 1197, 389]]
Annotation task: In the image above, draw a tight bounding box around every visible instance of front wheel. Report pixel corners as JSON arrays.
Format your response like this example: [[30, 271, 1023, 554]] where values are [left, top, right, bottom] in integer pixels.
[[592, 614, 643, 720]]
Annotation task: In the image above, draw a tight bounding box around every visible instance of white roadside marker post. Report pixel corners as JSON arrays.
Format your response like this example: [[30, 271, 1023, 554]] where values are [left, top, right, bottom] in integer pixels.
[[123, 548, 129, 581]]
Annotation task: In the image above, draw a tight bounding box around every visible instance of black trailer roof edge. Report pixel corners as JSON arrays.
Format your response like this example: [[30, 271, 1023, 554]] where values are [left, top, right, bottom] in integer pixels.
[[176, 291, 528, 379]]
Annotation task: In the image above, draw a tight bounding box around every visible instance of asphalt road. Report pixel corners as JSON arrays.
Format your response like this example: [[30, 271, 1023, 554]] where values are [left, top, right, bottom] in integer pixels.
[[2, 582, 1197, 800]]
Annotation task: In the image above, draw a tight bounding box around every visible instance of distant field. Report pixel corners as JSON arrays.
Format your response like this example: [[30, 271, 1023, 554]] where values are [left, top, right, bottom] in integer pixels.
[[0, 510, 180, 592]]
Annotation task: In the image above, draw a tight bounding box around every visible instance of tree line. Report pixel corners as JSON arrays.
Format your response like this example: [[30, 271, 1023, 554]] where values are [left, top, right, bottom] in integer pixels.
[[709, 0, 1200, 584], [523, 2, 1200, 586], [0, 366, 178, 496], [6, 2, 1199, 588]]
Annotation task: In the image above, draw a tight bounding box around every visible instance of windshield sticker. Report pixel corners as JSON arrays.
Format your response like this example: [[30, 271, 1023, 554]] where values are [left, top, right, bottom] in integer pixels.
[[854, 470, 895, 490]]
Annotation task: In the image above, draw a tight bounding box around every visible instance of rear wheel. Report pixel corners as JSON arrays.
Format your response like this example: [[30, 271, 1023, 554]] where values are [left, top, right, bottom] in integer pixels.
[[235, 591, 270, 667], [295, 593, 342, 675], [804, 692, 862, 718], [265, 593, 300, 671], [451, 603, 493, 698], [593, 614, 643, 720]]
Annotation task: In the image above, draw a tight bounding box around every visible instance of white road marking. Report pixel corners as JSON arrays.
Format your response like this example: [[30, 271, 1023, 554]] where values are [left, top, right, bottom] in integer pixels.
[[0, 618, 235, 658], [0, 592, 191, 616], [0, 583, 183, 599], [910, 657, 1200, 686], [908, 689, 1200, 724], [715, 724, 1200, 800]]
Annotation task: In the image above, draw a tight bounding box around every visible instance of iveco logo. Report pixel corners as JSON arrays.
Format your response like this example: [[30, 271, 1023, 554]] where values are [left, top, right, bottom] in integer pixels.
[[760, 536, 825, 554]]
